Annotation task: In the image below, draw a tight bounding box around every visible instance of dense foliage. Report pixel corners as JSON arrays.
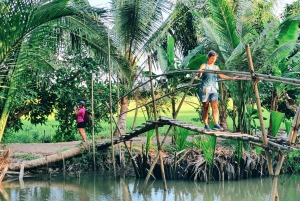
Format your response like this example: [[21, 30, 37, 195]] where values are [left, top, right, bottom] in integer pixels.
[[1, 0, 300, 142]]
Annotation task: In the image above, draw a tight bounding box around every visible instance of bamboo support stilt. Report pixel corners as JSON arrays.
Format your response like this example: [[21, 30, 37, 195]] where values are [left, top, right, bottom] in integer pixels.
[[148, 55, 167, 190], [141, 74, 197, 192], [270, 104, 300, 201], [19, 163, 24, 180], [62, 155, 65, 174], [91, 74, 96, 171], [246, 44, 274, 176], [0, 185, 9, 200], [105, 102, 140, 178]]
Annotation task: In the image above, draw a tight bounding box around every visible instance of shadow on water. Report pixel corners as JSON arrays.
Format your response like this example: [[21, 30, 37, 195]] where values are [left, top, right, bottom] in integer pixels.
[[0, 173, 299, 201]]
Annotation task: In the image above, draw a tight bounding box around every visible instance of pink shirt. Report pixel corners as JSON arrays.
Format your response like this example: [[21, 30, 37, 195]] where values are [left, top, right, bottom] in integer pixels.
[[77, 108, 86, 123]]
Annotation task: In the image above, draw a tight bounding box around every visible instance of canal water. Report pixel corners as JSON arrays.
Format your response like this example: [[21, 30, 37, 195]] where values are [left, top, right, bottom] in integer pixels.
[[1, 173, 299, 201]]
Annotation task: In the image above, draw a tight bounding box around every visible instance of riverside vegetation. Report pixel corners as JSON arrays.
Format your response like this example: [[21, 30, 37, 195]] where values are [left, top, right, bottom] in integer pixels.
[[4, 97, 299, 183]]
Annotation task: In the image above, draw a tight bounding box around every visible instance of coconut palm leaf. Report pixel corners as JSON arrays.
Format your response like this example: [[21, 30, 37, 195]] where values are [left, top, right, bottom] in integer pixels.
[[251, 14, 300, 71], [235, 0, 257, 39], [110, 0, 171, 61], [157, 46, 168, 72], [0, 0, 133, 141], [207, 0, 240, 58]]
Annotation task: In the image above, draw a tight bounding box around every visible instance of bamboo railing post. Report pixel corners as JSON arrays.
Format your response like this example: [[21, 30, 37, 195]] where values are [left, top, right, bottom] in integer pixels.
[[141, 74, 196, 192], [246, 44, 274, 175]]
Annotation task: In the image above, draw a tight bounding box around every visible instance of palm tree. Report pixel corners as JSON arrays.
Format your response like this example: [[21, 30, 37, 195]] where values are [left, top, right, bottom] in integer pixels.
[[108, 0, 174, 135], [0, 0, 130, 141]]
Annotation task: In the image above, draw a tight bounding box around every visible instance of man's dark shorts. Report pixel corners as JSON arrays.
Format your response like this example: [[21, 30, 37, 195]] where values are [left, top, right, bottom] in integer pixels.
[[77, 122, 86, 128]]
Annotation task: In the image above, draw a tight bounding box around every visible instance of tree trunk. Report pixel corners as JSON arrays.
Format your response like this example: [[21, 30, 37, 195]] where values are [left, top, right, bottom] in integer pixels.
[[9, 144, 88, 171], [171, 96, 176, 119], [113, 97, 129, 136], [219, 82, 228, 130]]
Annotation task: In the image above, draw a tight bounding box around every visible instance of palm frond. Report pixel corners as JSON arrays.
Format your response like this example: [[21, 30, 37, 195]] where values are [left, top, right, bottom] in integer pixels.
[[207, 0, 240, 57], [110, 0, 172, 60], [235, 0, 257, 39]]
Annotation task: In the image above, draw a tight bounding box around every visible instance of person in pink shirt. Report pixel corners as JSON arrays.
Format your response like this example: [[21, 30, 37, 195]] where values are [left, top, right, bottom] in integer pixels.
[[74, 101, 87, 142]]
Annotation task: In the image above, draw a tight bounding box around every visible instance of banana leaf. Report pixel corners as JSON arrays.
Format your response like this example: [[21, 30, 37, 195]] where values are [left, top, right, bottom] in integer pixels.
[[285, 119, 292, 136], [182, 44, 204, 69], [157, 46, 168, 72], [167, 36, 175, 70], [271, 110, 285, 137], [186, 54, 207, 70]]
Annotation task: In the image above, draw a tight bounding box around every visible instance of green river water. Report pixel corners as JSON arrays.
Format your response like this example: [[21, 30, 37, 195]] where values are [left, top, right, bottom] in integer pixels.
[[1, 173, 299, 201]]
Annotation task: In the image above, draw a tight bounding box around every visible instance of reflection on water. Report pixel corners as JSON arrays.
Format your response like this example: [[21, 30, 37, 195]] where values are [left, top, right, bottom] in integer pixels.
[[1, 173, 299, 201]]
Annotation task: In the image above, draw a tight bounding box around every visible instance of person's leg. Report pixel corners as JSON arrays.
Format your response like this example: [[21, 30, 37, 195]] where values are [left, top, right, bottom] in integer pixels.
[[78, 128, 87, 142], [202, 101, 210, 126], [211, 100, 219, 125]]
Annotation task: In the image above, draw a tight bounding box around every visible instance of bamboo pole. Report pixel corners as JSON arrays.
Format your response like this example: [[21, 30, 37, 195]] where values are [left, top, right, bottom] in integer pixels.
[[140, 74, 196, 192], [92, 67, 300, 127], [246, 44, 274, 175], [270, 104, 300, 201], [148, 55, 167, 190], [91, 74, 96, 171], [121, 82, 200, 116], [105, 102, 141, 178], [151, 69, 300, 86], [287, 104, 300, 143], [0, 185, 9, 201], [108, 29, 116, 178], [116, 74, 123, 166]]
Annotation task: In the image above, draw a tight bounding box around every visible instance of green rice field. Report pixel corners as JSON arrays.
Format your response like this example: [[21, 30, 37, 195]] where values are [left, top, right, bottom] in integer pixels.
[[3, 96, 283, 143]]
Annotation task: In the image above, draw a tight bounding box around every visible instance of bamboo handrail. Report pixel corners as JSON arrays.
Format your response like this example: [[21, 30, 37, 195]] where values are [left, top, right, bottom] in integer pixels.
[[150, 69, 300, 85]]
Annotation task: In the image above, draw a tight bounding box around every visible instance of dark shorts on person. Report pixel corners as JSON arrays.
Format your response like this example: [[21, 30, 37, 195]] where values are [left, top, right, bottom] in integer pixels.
[[77, 122, 86, 128]]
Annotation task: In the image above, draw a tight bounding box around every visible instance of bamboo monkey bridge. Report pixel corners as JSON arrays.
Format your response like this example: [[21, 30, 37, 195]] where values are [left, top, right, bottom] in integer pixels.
[[2, 45, 300, 200], [92, 116, 297, 152]]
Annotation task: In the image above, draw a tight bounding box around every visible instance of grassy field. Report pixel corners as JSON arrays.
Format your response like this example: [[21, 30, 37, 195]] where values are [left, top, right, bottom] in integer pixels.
[[3, 96, 285, 143]]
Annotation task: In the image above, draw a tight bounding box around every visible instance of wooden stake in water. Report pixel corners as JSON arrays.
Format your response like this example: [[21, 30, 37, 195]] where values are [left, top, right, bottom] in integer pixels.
[[141, 66, 197, 193], [108, 29, 116, 178], [91, 74, 96, 171], [148, 55, 167, 190], [270, 104, 300, 201], [105, 102, 141, 178]]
